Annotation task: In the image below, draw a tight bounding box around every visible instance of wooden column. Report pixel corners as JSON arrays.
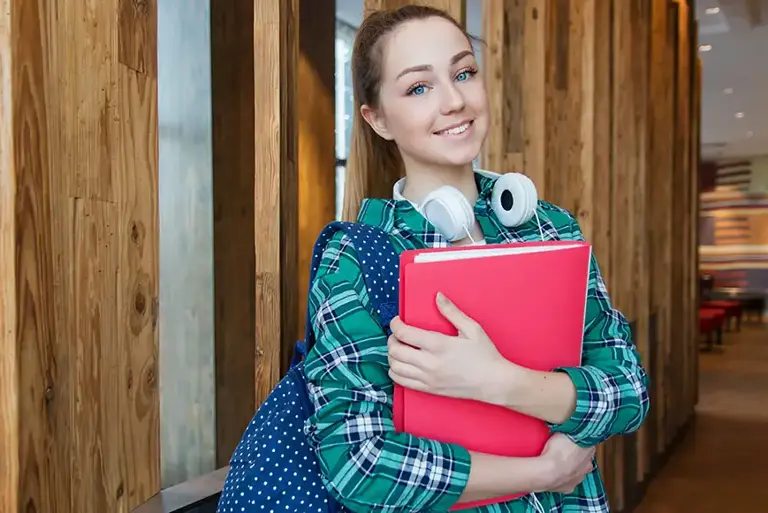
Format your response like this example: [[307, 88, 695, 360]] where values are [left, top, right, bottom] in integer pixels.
[[609, 1, 651, 508], [253, 0, 300, 424], [211, 0, 257, 467], [647, 0, 676, 469], [212, 1, 300, 465], [690, 50, 702, 409], [0, 2, 18, 511], [1, 0, 160, 510], [297, 0, 337, 345]]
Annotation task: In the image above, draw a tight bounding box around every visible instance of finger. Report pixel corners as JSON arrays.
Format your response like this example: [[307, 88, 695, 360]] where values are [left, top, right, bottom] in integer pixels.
[[388, 357, 424, 381], [436, 292, 479, 336], [388, 335, 429, 367], [388, 368, 428, 392], [390, 317, 439, 351]]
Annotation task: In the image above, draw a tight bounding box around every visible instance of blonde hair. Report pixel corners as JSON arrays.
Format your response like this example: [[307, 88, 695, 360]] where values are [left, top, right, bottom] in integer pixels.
[[341, 5, 473, 221]]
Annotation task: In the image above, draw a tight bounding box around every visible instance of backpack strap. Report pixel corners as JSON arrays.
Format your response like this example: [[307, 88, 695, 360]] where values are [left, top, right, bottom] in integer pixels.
[[294, 221, 400, 363]]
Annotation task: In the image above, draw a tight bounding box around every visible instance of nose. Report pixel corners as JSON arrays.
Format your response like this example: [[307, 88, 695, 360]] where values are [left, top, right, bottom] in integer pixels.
[[439, 82, 466, 115]]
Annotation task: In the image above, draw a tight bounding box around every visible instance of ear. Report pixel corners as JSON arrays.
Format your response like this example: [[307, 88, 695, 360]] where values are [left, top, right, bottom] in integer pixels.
[[361, 104, 394, 141]]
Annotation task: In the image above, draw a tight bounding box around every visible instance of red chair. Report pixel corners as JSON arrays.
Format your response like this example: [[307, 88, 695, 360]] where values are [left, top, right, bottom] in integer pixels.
[[699, 307, 726, 351], [701, 299, 742, 331]]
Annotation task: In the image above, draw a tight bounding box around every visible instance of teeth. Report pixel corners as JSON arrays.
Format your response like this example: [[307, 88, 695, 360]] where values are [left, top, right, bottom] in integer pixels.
[[437, 122, 470, 135]]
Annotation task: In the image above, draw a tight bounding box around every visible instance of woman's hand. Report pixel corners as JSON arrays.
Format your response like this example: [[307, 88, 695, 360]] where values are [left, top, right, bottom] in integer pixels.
[[387, 292, 516, 404], [537, 433, 596, 494]]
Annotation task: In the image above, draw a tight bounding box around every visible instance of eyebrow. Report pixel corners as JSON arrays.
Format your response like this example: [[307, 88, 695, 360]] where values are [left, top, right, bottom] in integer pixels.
[[396, 50, 475, 80]]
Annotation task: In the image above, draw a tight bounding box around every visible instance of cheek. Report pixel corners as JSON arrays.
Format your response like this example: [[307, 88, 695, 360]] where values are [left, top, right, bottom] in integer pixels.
[[465, 82, 489, 116], [388, 98, 439, 138]]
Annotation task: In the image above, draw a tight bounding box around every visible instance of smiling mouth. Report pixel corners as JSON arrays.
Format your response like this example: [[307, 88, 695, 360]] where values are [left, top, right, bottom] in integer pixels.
[[434, 120, 473, 136]]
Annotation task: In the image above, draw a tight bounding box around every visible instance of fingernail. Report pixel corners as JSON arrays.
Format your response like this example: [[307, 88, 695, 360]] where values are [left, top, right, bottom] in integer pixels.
[[436, 292, 445, 303]]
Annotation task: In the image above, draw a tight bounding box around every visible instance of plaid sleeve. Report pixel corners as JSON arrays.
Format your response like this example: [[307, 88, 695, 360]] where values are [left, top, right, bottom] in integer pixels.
[[549, 216, 650, 447], [303, 232, 472, 512]]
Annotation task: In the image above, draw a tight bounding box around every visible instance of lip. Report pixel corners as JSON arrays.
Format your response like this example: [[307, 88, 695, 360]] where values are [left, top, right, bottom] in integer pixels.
[[434, 119, 474, 135]]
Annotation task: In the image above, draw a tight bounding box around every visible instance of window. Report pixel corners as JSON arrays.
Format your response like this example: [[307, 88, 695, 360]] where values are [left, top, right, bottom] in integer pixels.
[[335, 20, 356, 220]]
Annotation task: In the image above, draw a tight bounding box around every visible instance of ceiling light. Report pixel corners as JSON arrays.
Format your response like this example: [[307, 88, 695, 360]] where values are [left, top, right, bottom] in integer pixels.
[[723, 88, 733, 94], [746, 131, 754, 138], [735, 112, 745, 119], [699, 44, 712, 52], [705, 7, 720, 15]]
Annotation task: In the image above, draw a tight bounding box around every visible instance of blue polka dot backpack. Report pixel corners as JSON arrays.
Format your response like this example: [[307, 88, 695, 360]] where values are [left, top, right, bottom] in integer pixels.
[[217, 221, 400, 513]]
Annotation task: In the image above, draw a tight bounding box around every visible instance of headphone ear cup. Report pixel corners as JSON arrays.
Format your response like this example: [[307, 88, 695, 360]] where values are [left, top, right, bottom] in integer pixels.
[[491, 173, 530, 227], [421, 186, 475, 242], [518, 173, 538, 224]]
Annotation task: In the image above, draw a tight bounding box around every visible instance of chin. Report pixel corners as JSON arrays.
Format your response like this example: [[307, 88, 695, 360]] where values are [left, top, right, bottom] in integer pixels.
[[433, 139, 484, 166]]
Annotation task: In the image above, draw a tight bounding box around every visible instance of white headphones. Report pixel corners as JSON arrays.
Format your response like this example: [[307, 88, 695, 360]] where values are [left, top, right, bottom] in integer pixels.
[[392, 169, 543, 242]]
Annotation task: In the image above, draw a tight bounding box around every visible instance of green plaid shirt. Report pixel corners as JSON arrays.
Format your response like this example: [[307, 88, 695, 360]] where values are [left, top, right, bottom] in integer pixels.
[[304, 173, 649, 512]]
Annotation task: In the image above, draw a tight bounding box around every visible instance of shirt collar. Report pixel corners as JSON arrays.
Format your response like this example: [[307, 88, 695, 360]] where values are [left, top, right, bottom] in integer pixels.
[[357, 171, 502, 249]]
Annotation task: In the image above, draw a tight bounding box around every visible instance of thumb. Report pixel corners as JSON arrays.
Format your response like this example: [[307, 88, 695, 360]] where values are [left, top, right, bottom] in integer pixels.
[[436, 292, 477, 336]]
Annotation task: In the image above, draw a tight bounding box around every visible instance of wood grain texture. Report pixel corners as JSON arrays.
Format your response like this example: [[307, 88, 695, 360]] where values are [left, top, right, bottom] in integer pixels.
[[0, 0, 19, 510], [631, 0, 651, 484], [211, 0, 256, 468], [298, 0, 337, 340], [6, 0, 160, 510], [648, 0, 675, 461], [482, 0, 525, 173], [119, 0, 157, 76], [253, 0, 300, 406]]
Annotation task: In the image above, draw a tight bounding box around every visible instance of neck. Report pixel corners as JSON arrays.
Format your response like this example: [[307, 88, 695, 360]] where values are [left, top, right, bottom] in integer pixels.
[[400, 161, 478, 206]]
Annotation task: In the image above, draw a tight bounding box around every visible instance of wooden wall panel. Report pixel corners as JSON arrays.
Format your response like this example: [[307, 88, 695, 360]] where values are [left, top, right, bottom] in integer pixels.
[[482, 1, 698, 511], [672, 0, 693, 436], [211, 0, 257, 468], [0, 1, 18, 511], [3, 0, 161, 510], [252, 0, 300, 416], [297, 0, 337, 344], [481, 0, 525, 173], [691, 53, 702, 408], [648, 0, 676, 465]]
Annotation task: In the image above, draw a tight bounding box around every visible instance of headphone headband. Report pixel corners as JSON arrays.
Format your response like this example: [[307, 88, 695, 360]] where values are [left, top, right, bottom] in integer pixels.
[[392, 170, 542, 242]]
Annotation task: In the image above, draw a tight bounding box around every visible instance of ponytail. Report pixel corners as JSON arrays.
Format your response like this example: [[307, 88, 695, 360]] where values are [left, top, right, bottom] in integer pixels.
[[342, 104, 404, 221]]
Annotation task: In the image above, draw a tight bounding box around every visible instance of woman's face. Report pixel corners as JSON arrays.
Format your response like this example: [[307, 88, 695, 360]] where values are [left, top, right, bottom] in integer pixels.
[[363, 16, 489, 169]]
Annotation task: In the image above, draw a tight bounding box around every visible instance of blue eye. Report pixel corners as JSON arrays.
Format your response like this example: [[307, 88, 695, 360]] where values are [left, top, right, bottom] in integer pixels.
[[456, 71, 470, 82], [409, 84, 427, 95]]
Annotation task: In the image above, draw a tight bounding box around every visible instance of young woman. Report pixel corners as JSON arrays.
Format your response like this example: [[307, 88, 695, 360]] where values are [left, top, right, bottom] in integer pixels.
[[303, 5, 649, 512]]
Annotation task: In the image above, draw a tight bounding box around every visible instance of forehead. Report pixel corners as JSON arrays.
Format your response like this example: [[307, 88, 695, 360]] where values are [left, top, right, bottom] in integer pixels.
[[379, 17, 473, 79]]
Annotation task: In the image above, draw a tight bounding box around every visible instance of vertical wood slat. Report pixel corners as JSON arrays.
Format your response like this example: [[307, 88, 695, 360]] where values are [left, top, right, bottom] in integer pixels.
[[609, 2, 639, 508], [648, 0, 676, 463], [297, 0, 337, 349], [673, 0, 693, 435], [211, 0, 257, 467], [4, 0, 161, 510], [253, 0, 300, 409], [666, 0, 682, 453], [690, 51, 702, 410], [688, 18, 701, 416], [0, 0, 18, 510], [481, 0, 525, 173], [632, 0, 652, 486]]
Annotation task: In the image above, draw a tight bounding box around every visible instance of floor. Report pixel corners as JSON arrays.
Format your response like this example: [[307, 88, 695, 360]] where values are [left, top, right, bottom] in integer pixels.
[[635, 323, 768, 513]]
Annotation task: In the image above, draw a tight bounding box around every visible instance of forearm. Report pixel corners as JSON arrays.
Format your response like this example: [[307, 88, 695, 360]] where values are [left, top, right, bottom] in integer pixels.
[[492, 362, 578, 425], [456, 451, 551, 505]]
